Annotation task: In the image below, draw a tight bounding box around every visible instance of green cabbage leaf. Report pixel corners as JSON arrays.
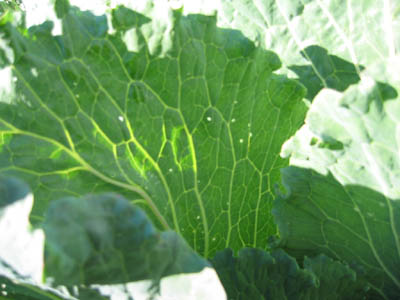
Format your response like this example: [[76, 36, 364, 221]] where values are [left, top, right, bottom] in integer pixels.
[[0, 175, 226, 300], [0, 0, 306, 259], [276, 77, 400, 299], [1, 0, 400, 299]]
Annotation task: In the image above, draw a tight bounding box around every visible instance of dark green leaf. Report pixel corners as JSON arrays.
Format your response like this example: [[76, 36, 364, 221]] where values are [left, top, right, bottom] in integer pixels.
[[211, 247, 368, 300], [44, 193, 209, 285]]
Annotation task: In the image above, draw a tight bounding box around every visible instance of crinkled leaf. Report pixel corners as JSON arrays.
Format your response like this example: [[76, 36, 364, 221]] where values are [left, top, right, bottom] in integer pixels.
[[216, 0, 400, 100], [276, 76, 400, 299], [303, 254, 369, 300], [0, 176, 226, 299], [211, 247, 368, 300], [44, 193, 209, 286], [44, 192, 226, 299], [281, 77, 399, 195], [0, 1, 306, 257], [211, 248, 316, 300]]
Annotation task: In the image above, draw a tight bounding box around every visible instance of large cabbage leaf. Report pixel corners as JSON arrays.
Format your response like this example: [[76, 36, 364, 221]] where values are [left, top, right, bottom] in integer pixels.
[[0, 176, 226, 300], [0, 0, 306, 257], [210, 1, 400, 298], [275, 76, 400, 299], [216, 0, 400, 100]]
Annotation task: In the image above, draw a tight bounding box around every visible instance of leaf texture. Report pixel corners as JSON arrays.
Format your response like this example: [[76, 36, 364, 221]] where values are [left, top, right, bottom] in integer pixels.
[[276, 76, 400, 299], [211, 247, 368, 300], [0, 1, 306, 257], [0, 176, 226, 300], [217, 0, 400, 100]]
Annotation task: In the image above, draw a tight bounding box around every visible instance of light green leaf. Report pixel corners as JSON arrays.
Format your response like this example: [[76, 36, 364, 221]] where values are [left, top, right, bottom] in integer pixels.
[[275, 75, 400, 299], [282, 77, 399, 198], [0, 1, 306, 257], [216, 0, 400, 99]]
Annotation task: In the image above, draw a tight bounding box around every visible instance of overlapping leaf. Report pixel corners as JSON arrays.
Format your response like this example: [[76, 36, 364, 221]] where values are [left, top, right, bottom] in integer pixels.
[[275, 76, 400, 299], [0, 176, 74, 300], [0, 176, 226, 300], [213, 1, 400, 297], [211, 247, 368, 300], [0, 0, 306, 257], [44, 193, 208, 286], [216, 0, 400, 99]]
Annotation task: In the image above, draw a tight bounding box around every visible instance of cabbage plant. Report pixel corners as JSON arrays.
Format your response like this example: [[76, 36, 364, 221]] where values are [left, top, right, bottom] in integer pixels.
[[0, 0, 399, 299]]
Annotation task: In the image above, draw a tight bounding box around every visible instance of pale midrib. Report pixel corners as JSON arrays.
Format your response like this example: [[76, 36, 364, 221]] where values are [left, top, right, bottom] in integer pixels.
[[247, 0, 274, 34], [315, 92, 400, 289], [316, 0, 361, 74], [346, 0, 355, 38], [361, 143, 400, 266], [185, 128, 209, 257], [343, 185, 400, 289], [330, 93, 400, 263], [224, 103, 241, 249], [275, 0, 328, 87], [383, 0, 396, 58], [1, 165, 86, 178], [316, 102, 400, 288], [129, 79, 187, 236], [308, 188, 371, 245]]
